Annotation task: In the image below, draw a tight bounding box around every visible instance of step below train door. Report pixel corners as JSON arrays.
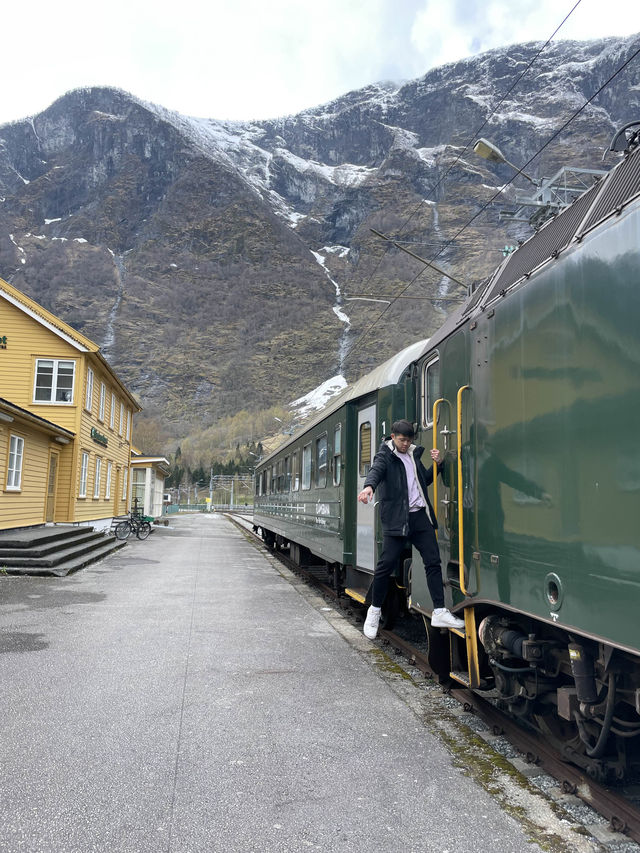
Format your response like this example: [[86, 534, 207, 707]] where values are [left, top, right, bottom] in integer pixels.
[[355, 404, 376, 576]]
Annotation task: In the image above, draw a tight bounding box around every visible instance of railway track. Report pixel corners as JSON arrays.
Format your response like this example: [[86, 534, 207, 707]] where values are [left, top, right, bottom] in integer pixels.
[[229, 513, 640, 848]]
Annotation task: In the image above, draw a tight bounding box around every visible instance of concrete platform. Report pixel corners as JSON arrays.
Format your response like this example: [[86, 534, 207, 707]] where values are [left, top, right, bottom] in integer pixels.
[[0, 514, 595, 852]]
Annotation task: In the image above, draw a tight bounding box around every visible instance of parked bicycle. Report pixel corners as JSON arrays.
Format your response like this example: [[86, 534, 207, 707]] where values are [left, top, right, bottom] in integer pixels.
[[114, 513, 152, 541]]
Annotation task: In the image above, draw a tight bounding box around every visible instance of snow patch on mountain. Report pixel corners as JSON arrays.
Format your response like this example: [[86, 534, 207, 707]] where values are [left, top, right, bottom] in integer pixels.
[[275, 148, 375, 188], [291, 374, 348, 418], [320, 244, 350, 258]]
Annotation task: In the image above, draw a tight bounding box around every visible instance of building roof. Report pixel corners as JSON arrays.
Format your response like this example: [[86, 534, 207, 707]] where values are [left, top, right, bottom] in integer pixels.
[[0, 398, 76, 439], [130, 455, 171, 475], [0, 277, 141, 411]]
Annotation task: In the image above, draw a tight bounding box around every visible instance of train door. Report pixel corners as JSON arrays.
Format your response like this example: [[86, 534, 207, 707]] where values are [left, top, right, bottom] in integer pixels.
[[411, 352, 452, 613], [356, 404, 376, 572], [434, 329, 473, 600]]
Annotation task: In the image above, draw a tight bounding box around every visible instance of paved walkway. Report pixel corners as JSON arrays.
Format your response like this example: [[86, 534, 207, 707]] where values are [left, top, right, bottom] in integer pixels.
[[0, 514, 591, 852]]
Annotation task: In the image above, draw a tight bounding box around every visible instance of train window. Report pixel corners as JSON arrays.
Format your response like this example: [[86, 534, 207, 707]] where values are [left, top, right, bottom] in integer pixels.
[[291, 450, 300, 491], [423, 357, 440, 427], [271, 464, 277, 493], [316, 434, 328, 488], [302, 444, 312, 490], [284, 455, 291, 491], [359, 422, 372, 476], [333, 424, 342, 486]]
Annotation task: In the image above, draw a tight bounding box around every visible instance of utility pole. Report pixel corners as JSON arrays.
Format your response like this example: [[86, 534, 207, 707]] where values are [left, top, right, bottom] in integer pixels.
[[209, 467, 214, 512]]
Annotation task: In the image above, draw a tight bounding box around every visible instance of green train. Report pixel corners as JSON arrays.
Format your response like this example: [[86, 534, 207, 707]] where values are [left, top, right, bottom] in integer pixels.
[[254, 127, 640, 781]]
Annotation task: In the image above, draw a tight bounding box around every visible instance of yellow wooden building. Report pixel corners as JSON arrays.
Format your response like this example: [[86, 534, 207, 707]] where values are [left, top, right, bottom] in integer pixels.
[[0, 277, 140, 532]]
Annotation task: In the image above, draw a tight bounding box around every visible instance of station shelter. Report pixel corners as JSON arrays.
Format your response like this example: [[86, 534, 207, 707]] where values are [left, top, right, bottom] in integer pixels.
[[129, 450, 171, 518], [0, 277, 140, 532]]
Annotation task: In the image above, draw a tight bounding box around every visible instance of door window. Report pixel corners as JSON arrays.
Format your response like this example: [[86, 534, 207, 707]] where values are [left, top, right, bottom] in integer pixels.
[[316, 434, 327, 488], [423, 357, 440, 427], [359, 422, 372, 477], [333, 424, 342, 486]]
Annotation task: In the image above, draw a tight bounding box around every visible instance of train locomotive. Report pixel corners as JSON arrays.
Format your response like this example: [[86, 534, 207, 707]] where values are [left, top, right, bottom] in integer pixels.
[[253, 126, 640, 781]]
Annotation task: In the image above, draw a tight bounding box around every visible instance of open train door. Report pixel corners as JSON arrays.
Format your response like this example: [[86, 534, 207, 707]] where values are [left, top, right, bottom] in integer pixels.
[[439, 327, 481, 687], [355, 403, 376, 577]]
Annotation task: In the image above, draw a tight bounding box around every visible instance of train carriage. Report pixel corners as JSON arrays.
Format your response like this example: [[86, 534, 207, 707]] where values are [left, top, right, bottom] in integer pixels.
[[254, 339, 431, 602], [255, 129, 640, 780]]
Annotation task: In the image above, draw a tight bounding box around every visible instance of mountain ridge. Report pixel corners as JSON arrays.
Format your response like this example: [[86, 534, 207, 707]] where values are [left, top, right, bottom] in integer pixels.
[[1, 33, 638, 449]]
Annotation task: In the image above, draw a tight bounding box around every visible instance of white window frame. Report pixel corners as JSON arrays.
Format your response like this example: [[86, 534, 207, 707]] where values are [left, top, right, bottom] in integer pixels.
[[33, 358, 75, 405], [79, 451, 89, 498], [110, 393, 116, 430], [126, 409, 131, 441], [93, 457, 102, 499], [85, 367, 94, 412], [302, 443, 312, 490], [132, 467, 146, 512], [7, 434, 24, 490], [105, 461, 112, 500], [119, 401, 124, 436], [99, 382, 106, 421], [122, 467, 128, 501]]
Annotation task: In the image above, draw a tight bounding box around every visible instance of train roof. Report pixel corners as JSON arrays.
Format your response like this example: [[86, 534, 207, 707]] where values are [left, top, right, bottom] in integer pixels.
[[463, 142, 640, 318], [259, 338, 432, 465]]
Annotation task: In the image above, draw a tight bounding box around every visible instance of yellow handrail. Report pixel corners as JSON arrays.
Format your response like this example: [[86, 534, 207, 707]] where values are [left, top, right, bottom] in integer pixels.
[[432, 398, 445, 531], [457, 384, 470, 595]]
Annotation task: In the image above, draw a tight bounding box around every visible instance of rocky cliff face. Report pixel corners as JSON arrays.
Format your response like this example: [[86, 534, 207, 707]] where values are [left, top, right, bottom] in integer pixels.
[[0, 35, 638, 436]]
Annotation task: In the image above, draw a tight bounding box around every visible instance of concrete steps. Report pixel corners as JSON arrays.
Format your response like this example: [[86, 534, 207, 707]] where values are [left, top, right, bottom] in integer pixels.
[[0, 526, 125, 577]]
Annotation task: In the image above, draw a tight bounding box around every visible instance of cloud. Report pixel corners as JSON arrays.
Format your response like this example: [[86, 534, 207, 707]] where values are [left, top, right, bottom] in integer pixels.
[[1, 0, 639, 125]]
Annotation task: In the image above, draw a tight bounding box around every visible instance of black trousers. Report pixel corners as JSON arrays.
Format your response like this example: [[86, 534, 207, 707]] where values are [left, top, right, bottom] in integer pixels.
[[371, 508, 444, 609]]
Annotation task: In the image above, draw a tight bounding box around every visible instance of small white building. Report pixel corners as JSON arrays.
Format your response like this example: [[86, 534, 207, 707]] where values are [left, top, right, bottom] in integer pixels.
[[129, 451, 171, 518]]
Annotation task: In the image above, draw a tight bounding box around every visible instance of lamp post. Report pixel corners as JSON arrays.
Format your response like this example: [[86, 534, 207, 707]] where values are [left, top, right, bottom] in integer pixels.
[[473, 138, 539, 186]]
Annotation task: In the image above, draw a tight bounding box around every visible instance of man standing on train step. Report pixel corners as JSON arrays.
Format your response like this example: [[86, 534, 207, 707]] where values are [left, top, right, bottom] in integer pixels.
[[357, 419, 465, 639]]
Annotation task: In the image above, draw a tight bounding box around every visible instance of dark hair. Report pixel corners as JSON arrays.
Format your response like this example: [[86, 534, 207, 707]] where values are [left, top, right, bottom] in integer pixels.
[[391, 419, 415, 438]]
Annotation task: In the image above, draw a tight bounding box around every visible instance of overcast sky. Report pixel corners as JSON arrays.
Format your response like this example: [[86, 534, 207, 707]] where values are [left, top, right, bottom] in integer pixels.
[[3, 0, 640, 126]]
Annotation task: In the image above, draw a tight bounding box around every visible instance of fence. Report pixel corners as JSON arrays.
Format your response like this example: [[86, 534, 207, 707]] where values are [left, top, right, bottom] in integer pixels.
[[164, 503, 254, 514]]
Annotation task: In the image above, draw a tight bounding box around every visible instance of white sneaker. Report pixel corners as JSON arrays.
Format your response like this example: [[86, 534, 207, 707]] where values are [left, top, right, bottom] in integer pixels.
[[364, 605, 382, 639], [431, 608, 465, 631]]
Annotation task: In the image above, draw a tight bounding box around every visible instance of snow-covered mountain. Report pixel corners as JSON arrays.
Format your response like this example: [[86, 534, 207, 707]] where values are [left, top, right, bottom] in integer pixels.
[[0, 34, 638, 437]]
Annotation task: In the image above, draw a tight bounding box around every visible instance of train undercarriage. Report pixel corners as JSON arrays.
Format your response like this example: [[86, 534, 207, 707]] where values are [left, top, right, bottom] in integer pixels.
[[257, 523, 640, 781], [470, 612, 640, 782]]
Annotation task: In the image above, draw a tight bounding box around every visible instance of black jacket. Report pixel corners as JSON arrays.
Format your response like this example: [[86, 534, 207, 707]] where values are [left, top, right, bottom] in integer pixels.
[[363, 439, 442, 536]]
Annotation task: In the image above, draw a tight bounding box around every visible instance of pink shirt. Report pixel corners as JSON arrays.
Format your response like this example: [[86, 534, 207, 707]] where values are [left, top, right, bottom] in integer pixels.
[[396, 449, 426, 512]]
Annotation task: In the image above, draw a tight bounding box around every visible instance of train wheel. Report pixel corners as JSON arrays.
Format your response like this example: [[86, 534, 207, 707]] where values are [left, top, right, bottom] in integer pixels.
[[381, 585, 402, 631], [423, 615, 451, 683], [263, 530, 276, 550]]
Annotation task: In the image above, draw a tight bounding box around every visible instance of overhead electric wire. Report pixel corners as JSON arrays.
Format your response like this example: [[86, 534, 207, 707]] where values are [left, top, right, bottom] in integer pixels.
[[426, 36, 640, 268], [392, 0, 585, 236], [342, 0, 585, 317], [341, 26, 640, 363]]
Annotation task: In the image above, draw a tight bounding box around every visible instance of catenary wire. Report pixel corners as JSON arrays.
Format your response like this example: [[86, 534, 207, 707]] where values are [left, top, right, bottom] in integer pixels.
[[340, 35, 640, 363], [342, 0, 585, 315]]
